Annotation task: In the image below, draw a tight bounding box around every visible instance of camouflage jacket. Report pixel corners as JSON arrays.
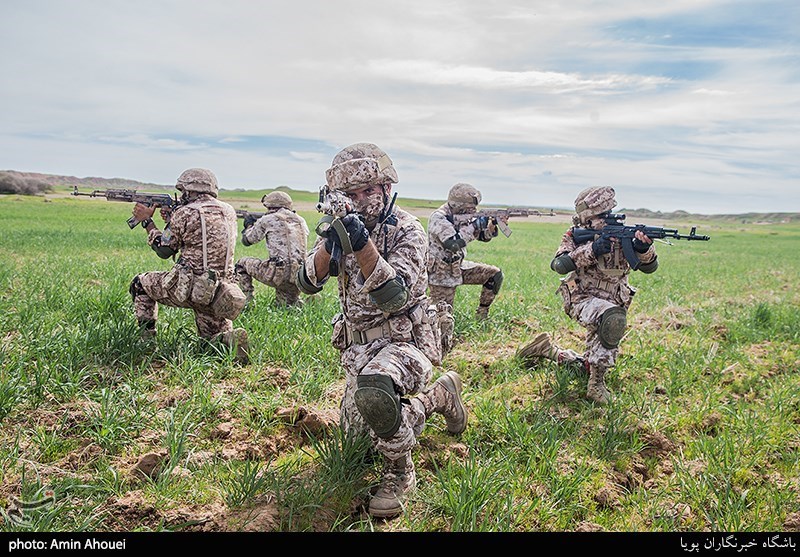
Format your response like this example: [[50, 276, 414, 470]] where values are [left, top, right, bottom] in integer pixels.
[[148, 194, 238, 280], [427, 203, 482, 287], [305, 207, 429, 332], [555, 224, 657, 306], [242, 208, 309, 266]]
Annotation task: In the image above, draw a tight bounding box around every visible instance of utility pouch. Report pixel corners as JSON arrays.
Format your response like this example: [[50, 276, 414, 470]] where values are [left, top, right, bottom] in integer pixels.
[[190, 269, 219, 306], [164, 264, 193, 304], [331, 313, 348, 350], [211, 281, 247, 320], [557, 272, 578, 313], [409, 303, 442, 366]]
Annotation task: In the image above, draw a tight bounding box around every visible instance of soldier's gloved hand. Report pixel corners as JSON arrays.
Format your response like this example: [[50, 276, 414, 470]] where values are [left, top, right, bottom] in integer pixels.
[[340, 214, 369, 252], [474, 215, 490, 230], [159, 207, 173, 224], [591, 235, 612, 258], [243, 213, 258, 230], [323, 228, 341, 255], [632, 231, 652, 253]]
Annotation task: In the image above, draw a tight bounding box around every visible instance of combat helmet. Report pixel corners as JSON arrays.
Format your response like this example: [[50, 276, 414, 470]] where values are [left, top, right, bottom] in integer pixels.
[[261, 191, 293, 210], [447, 183, 482, 214], [574, 186, 616, 223], [176, 168, 218, 197], [325, 143, 398, 192]]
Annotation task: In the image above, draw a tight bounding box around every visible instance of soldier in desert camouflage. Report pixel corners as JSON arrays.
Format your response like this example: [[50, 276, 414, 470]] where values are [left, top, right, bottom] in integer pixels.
[[427, 183, 503, 322], [235, 191, 309, 308], [297, 143, 467, 519], [130, 168, 250, 364], [517, 186, 657, 404]]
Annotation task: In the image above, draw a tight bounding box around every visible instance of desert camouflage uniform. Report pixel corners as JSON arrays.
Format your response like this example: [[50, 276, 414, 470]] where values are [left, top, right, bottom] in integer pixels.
[[304, 207, 441, 460], [519, 186, 658, 404], [427, 202, 500, 318], [236, 208, 309, 307], [132, 194, 238, 339]]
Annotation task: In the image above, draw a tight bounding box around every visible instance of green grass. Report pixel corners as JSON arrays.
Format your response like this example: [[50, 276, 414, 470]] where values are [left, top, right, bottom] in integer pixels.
[[0, 193, 798, 532]]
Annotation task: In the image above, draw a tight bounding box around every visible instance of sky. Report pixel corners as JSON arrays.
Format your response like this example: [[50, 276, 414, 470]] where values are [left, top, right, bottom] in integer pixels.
[[1, 0, 798, 214]]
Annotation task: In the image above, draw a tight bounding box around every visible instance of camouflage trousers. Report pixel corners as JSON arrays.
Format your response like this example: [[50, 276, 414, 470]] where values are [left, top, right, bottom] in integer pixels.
[[132, 271, 232, 339], [235, 256, 301, 307], [339, 340, 435, 461], [429, 260, 500, 314], [558, 296, 621, 372]]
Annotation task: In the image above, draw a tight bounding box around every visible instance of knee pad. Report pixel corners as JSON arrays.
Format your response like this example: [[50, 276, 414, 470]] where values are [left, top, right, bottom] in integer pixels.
[[598, 306, 627, 349], [354, 374, 401, 439], [483, 270, 504, 294], [129, 276, 145, 301]]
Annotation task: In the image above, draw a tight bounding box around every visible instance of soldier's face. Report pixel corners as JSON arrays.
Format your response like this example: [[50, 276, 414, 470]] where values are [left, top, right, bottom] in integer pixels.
[[345, 184, 385, 223]]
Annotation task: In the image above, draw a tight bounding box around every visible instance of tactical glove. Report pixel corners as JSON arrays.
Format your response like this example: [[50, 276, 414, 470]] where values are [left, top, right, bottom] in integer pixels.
[[340, 214, 369, 252], [243, 213, 258, 229], [591, 236, 612, 258], [474, 215, 490, 230], [632, 237, 651, 253]]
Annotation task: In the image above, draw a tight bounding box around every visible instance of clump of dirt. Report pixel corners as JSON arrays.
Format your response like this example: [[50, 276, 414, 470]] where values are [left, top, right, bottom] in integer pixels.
[[784, 512, 800, 531], [696, 411, 723, 436], [276, 405, 338, 437], [575, 521, 604, 532], [130, 450, 168, 481], [594, 485, 621, 509]]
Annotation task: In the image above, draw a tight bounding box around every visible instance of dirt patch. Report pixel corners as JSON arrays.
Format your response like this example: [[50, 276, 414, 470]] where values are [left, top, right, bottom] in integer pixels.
[[634, 304, 696, 331]]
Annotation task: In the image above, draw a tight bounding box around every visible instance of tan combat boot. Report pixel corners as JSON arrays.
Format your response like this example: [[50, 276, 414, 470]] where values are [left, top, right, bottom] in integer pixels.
[[220, 328, 250, 365], [517, 332, 555, 363], [368, 453, 416, 519], [586, 366, 611, 404], [429, 371, 468, 434]]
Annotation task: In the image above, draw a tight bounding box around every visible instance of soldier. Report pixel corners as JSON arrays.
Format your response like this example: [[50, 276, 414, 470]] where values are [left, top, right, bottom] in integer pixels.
[[427, 183, 503, 321], [297, 143, 467, 519], [129, 168, 250, 364], [235, 191, 310, 308], [517, 186, 657, 404]]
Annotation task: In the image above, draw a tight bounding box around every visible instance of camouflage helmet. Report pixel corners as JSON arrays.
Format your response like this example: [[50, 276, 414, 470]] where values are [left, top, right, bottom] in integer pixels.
[[325, 143, 398, 192], [447, 183, 482, 214], [176, 168, 218, 197], [261, 191, 293, 210], [574, 186, 616, 223]]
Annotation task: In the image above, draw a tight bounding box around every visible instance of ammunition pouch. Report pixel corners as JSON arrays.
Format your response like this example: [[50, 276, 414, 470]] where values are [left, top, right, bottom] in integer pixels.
[[190, 270, 219, 306], [210, 281, 247, 321], [354, 374, 402, 439]]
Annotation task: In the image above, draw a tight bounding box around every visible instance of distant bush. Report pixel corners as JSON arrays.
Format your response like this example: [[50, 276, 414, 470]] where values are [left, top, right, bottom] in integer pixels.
[[0, 172, 54, 195]]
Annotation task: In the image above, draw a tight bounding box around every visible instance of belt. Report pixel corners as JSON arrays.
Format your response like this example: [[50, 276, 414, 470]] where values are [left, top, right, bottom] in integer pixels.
[[347, 317, 416, 346], [582, 277, 617, 292]]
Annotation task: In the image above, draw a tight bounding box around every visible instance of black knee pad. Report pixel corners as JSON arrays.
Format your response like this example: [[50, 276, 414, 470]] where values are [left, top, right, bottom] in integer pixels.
[[483, 270, 504, 294], [598, 306, 627, 348], [129, 276, 146, 301], [354, 374, 401, 439]]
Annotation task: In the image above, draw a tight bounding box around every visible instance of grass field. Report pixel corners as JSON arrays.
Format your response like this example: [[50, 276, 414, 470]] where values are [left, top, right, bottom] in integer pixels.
[[0, 192, 798, 533]]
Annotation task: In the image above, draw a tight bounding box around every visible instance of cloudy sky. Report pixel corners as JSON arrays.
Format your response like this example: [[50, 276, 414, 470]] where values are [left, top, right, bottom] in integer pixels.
[[1, 0, 798, 213]]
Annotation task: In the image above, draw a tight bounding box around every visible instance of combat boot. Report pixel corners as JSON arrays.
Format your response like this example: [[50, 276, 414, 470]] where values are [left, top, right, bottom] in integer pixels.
[[137, 319, 156, 341], [422, 371, 468, 434], [517, 332, 555, 363], [586, 366, 611, 404], [368, 453, 416, 519], [219, 328, 250, 365]]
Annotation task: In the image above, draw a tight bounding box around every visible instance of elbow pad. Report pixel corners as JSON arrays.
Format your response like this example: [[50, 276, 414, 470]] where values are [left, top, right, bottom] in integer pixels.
[[297, 264, 323, 294], [550, 254, 577, 275], [369, 276, 409, 313], [442, 234, 467, 253], [150, 238, 178, 259], [638, 256, 659, 274]]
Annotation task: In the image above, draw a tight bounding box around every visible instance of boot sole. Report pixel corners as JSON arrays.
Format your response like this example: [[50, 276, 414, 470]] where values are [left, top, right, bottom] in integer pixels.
[[439, 371, 467, 435]]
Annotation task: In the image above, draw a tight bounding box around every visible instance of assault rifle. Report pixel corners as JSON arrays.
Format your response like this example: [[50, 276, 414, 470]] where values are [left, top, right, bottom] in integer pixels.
[[235, 209, 266, 220], [453, 207, 531, 237], [314, 184, 356, 277], [572, 212, 710, 271], [71, 186, 179, 229]]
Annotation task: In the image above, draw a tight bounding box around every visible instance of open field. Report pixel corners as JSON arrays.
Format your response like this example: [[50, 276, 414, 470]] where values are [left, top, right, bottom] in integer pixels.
[[0, 193, 798, 533]]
